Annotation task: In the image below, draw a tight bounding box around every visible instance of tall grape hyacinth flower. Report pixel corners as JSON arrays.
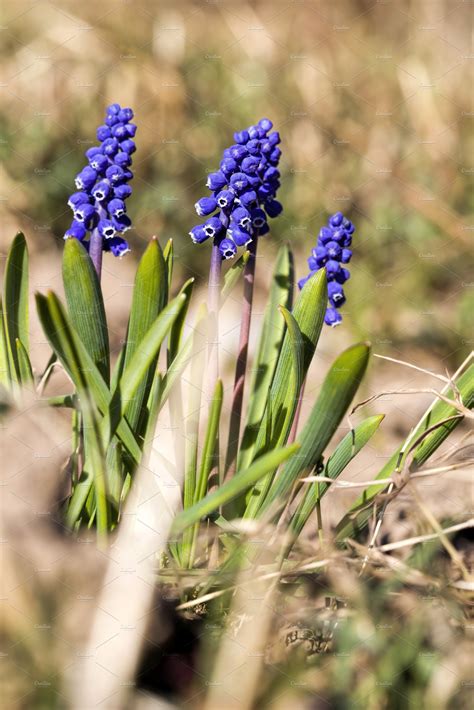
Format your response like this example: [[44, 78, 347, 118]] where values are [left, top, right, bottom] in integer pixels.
[[189, 117, 283, 478], [65, 103, 137, 277], [299, 212, 355, 327], [189, 117, 282, 260]]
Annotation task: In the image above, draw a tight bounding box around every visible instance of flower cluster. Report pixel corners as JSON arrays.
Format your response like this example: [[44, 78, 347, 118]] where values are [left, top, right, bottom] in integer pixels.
[[64, 103, 136, 257], [298, 212, 355, 327], [189, 118, 283, 260]]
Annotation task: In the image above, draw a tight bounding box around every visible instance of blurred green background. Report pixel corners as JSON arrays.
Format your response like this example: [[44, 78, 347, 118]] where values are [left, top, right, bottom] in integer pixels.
[[1, 0, 472, 361]]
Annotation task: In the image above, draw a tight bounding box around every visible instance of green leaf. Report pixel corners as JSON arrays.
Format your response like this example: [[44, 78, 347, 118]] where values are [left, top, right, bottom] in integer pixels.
[[3, 232, 29, 382], [194, 379, 224, 504], [238, 244, 294, 471], [243, 307, 304, 517], [242, 269, 327, 516], [103, 294, 187, 447], [260, 342, 371, 516], [163, 238, 174, 293], [0, 299, 12, 387], [36, 292, 141, 464], [171, 443, 300, 535], [123, 238, 168, 431], [290, 414, 384, 539], [221, 250, 250, 305], [335, 362, 474, 542], [167, 277, 194, 367], [62, 238, 110, 382], [15, 338, 33, 385]]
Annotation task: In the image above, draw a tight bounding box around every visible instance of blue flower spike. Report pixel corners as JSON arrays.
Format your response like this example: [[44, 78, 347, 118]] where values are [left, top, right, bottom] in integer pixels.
[[64, 103, 136, 259], [299, 212, 355, 327], [189, 118, 282, 259]]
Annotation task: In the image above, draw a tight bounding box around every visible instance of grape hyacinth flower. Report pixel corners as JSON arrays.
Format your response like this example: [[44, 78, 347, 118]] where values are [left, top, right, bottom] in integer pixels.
[[64, 103, 137, 276], [189, 117, 282, 260], [298, 212, 355, 327]]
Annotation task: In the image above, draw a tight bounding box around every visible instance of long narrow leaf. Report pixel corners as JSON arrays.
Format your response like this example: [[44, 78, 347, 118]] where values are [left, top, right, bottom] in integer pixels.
[[3, 232, 29, 382], [238, 244, 294, 470], [167, 278, 194, 366], [123, 238, 167, 431], [36, 292, 141, 463], [260, 342, 371, 515], [171, 443, 300, 535], [244, 307, 304, 517], [62, 238, 110, 381], [290, 414, 384, 539], [103, 294, 187, 447]]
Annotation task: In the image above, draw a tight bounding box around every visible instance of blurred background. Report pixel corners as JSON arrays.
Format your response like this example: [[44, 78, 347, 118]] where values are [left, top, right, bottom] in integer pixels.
[[1, 2, 473, 708]]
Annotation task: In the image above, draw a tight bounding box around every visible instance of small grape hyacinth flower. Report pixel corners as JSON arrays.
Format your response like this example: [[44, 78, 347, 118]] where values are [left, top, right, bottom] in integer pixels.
[[189, 118, 283, 260], [64, 103, 136, 271], [298, 212, 355, 327]]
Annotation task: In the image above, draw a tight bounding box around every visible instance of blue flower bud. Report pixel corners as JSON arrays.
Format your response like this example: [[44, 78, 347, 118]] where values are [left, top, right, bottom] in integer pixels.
[[189, 225, 209, 244], [98, 219, 116, 239], [246, 139, 261, 155], [258, 117, 273, 132], [105, 165, 125, 184], [112, 214, 132, 232], [75, 166, 97, 190], [114, 184, 132, 200], [216, 189, 235, 209], [102, 138, 119, 157], [319, 226, 333, 244], [229, 172, 249, 193], [204, 216, 224, 238], [107, 103, 121, 115], [74, 203, 96, 226], [227, 226, 251, 247], [258, 221, 270, 236], [206, 171, 227, 191], [85, 146, 103, 161], [325, 259, 340, 279], [108, 198, 126, 217], [268, 131, 281, 145], [106, 112, 120, 127], [239, 190, 258, 208], [341, 248, 352, 263], [231, 206, 251, 230], [247, 125, 260, 140], [324, 307, 342, 327], [92, 181, 111, 202], [125, 123, 137, 137], [264, 199, 283, 218], [241, 156, 259, 174], [65, 220, 87, 241], [89, 152, 109, 173], [112, 123, 128, 140], [220, 157, 238, 177], [234, 130, 249, 144], [269, 147, 281, 163], [218, 238, 237, 260], [120, 139, 136, 155], [325, 240, 342, 261], [250, 208, 266, 229], [118, 107, 134, 122], [114, 151, 132, 168], [96, 125, 111, 141], [229, 144, 247, 162], [328, 281, 345, 306], [104, 236, 131, 257], [335, 267, 350, 284], [68, 191, 90, 209], [195, 196, 218, 216], [329, 211, 343, 227]]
